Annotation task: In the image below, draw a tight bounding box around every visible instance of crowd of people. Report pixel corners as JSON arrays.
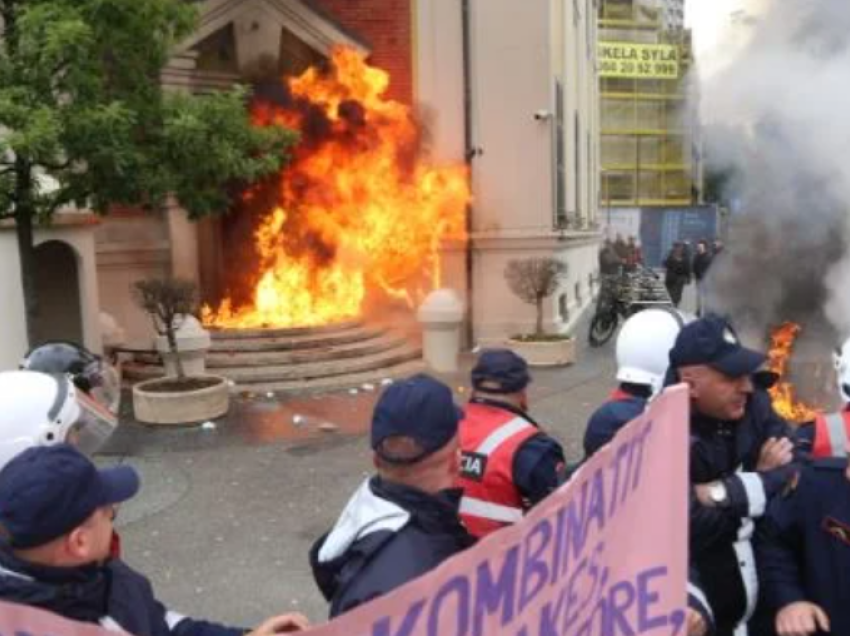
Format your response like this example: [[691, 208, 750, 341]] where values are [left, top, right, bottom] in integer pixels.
[[0, 305, 847, 636], [599, 233, 724, 314]]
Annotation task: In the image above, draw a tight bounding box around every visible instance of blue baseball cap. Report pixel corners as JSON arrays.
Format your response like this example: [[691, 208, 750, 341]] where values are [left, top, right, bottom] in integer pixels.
[[371, 374, 462, 464], [0, 445, 139, 549], [669, 315, 767, 378], [471, 349, 531, 394]]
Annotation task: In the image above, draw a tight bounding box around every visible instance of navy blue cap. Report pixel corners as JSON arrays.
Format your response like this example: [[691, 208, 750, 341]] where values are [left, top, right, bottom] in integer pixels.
[[669, 315, 767, 378], [471, 349, 531, 394], [371, 374, 462, 464], [0, 445, 139, 549]]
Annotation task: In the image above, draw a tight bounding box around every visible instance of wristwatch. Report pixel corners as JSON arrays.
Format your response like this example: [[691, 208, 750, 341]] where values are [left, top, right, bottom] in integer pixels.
[[708, 481, 729, 507]]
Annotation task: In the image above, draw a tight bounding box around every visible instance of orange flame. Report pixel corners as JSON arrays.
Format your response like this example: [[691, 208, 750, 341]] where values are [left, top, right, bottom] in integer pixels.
[[202, 47, 470, 329], [767, 322, 818, 423]]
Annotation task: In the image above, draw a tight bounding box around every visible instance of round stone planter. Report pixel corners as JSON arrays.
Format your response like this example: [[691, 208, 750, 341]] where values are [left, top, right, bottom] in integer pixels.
[[133, 375, 230, 426], [506, 337, 576, 367]]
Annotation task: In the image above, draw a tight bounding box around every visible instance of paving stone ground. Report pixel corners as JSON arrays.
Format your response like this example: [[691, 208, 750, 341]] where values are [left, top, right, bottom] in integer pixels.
[[103, 287, 696, 628]]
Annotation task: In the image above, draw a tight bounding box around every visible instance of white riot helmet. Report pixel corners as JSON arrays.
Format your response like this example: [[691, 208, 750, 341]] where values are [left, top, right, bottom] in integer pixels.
[[0, 370, 118, 470], [833, 337, 850, 403], [21, 341, 121, 415], [616, 308, 692, 396]]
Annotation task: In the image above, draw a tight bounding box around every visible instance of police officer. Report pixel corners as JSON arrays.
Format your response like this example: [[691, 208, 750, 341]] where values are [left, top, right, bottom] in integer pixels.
[[0, 445, 309, 634], [584, 307, 689, 458], [0, 370, 117, 469], [455, 349, 565, 538], [669, 315, 798, 636], [310, 374, 474, 617], [756, 456, 849, 636], [794, 336, 850, 459], [584, 310, 713, 635]]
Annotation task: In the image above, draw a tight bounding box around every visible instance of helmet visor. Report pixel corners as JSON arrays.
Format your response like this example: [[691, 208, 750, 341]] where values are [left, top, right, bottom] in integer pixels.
[[87, 362, 122, 415], [69, 389, 118, 455]]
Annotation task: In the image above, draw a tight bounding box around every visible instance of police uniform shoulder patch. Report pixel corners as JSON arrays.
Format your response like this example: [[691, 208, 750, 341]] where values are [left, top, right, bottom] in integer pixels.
[[460, 451, 488, 482], [822, 516, 850, 547]]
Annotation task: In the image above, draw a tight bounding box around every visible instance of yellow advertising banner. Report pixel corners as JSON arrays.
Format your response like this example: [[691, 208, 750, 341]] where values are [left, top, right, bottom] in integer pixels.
[[598, 42, 680, 79]]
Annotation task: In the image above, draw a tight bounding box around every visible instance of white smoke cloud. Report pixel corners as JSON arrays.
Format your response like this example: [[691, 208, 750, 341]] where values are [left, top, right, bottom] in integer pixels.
[[695, 0, 850, 345]]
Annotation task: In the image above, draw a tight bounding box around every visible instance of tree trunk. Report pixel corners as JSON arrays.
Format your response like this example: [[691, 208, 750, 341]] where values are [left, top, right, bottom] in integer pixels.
[[165, 326, 186, 380], [14, 157, 39, 347], [535, 296, 544, 337]]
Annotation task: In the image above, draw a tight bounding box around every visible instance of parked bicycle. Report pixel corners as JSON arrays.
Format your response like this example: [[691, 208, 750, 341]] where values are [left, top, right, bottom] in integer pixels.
[[588, 267, 672, 347]]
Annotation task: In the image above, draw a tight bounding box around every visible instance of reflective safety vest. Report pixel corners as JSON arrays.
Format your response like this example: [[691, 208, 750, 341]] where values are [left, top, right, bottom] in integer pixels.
[[457, 402, 539, 538], [812, 410, 850, 459], [609, 387, 636, 402]]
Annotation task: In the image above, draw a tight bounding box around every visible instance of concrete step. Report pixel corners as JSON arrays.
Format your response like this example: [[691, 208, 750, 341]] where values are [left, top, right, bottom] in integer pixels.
[[210, 345, 422, 384], [123, 343, 423, 387], [205, 334, 408, 368], [124, 320, 424, 394], [209, 325, 387, 353], [208, 319, 363, 341]]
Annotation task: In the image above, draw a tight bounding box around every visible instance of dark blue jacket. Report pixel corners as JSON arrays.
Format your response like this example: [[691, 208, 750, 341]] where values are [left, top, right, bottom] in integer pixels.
[[310, 476, 475, 618], [756, 459, 850, 636], [0, 549, 243, 636], [468, 397, 567, 505], [686, 389, 797, 635], [583, 384, 650, 458]]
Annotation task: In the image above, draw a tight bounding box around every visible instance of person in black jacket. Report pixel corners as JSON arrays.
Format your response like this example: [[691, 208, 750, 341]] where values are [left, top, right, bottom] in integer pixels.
[[667, 315, 798, 636], [692, 240, 714, 316], [756, 457, 849, 636], [0, 445, 308, 636], [310, 374, 474, 618], [664, 242, 692, 307]]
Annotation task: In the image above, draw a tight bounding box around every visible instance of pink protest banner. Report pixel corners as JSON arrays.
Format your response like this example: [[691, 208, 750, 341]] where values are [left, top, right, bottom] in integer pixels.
[[0, 386, 689, 636], [0, 599, 118, 636], [305, 384, 691, 635]]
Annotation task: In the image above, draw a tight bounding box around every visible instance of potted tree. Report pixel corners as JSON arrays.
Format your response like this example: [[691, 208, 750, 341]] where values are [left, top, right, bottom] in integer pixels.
[[504, 257, 575, 366], [131, 278, 229, 425]]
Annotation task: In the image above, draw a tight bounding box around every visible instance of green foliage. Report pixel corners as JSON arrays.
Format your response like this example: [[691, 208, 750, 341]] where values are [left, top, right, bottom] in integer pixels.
[[0, 0, 297, 221]]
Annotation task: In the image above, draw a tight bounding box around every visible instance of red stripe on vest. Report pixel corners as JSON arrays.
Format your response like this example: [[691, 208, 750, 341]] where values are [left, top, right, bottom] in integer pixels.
[[812, 410, 850, 459], [609, 388, 634, 402], [457, 403, 538, 538]]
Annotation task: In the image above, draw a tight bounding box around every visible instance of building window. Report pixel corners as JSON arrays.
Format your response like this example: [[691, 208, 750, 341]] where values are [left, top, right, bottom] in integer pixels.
[[555, 79, 567, 227]]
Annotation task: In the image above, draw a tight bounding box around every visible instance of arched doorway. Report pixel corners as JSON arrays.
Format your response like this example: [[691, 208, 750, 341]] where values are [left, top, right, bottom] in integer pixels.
[[33, 241, 84, 345]]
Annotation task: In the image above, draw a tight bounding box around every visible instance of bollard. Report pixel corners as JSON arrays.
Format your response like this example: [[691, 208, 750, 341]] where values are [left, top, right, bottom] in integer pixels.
[[417, 289, 464, 373], [155, 315, 212, 377]]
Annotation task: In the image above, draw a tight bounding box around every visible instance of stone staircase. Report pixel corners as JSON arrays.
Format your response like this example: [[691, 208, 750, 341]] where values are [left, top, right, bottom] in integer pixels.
[[122, 320, 425, 395]]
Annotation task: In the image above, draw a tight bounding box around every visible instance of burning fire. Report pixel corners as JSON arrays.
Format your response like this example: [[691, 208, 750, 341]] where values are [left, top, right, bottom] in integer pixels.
[[201, 47, 469, 329], [767, 322, 818, 423]]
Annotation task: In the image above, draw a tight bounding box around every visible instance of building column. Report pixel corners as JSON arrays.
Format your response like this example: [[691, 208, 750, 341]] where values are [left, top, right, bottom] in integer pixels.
[[165, 197, 200, 285]]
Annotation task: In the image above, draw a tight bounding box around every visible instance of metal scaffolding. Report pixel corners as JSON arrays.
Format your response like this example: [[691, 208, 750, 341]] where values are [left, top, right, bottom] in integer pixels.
[[598, 0, 699, 208]]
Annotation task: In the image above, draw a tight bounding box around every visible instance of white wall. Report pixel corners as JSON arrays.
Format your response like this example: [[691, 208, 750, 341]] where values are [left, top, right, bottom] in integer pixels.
[[0, 221, 102, 370], [470, 0, 554, 232]]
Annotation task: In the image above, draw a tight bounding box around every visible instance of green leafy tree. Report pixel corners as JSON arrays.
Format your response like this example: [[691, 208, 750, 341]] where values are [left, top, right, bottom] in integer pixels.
[[0, 0, 297, 344]]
